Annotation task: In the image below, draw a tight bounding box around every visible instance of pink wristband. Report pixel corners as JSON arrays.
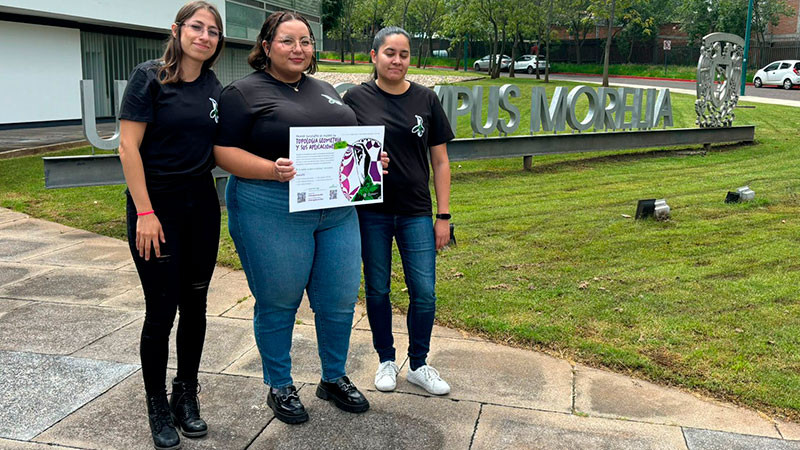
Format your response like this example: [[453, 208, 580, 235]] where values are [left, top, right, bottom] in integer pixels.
[[137, 210, 155, 216]]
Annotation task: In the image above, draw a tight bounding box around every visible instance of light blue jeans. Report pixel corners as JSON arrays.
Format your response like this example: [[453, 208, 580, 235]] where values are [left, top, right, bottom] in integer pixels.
[[226, 176, 360, 388]]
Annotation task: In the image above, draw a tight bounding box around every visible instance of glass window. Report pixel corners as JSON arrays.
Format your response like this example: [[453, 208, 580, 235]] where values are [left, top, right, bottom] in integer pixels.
[[226, 1, 267, 40], [780, 63, 790, 69], [765, 63, 780, 71]]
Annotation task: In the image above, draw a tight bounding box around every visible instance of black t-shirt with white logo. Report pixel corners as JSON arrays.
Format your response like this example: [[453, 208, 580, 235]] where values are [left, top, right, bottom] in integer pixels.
[[344, 80, 454, 216], [215, 71, 358, 161], [119, 60, 221, 192]]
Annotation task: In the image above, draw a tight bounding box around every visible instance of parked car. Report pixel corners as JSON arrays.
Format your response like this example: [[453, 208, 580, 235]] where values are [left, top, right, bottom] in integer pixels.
[[753, 60, 800, 89], [473, 54, 512, 72], [513, 55, 550, 74]]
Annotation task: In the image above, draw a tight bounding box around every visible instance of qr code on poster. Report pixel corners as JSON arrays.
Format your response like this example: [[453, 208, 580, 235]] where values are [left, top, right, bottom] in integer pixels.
[[329, 189, 338, 200], [297, 192, 306, 203]]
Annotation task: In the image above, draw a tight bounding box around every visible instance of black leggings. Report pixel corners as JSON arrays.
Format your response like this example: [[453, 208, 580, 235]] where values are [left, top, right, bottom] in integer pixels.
[[126, 176, 220, 394]]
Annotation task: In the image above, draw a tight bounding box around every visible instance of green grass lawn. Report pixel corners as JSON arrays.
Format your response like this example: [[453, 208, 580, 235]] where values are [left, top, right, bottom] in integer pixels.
[[319, 51, 474, 69], [551, 62, 759, 83], [318, 61, 478, 77], [1, 77, 798, 420]]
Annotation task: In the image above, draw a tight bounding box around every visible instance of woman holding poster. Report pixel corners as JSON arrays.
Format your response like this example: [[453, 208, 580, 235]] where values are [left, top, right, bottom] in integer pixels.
[[213, 12, 377, 424], [343, 27, 455, 395]]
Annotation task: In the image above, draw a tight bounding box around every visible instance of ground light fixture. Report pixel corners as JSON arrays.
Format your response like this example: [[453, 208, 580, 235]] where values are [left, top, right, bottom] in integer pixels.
[[635, 199, 671, 221], [725, 186, 755, 203]]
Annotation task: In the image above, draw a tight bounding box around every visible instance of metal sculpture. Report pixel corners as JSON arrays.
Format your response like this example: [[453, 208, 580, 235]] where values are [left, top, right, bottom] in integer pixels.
[[695, 33, 744, 128]]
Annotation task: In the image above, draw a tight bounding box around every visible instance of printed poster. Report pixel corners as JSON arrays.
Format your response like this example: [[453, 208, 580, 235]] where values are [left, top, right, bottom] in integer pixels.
[[289, 126, 385, 212]]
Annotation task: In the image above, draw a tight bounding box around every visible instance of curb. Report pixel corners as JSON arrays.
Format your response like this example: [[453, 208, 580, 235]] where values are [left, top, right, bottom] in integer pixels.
[[0, 139, 92, 160]]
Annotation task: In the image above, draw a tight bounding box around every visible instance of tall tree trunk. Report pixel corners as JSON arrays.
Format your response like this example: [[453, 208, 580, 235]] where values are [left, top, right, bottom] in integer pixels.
[[509, 30, 519, 78], [417, 36, 425, 68], [544, 0, 554, 83], [340, 22, 345, 62], [535, 34, 542, 80], [348, 25, 354, 65], [626, 39, 634, 63], [453, 39, 461, 71], [602, 0, 616, 87]]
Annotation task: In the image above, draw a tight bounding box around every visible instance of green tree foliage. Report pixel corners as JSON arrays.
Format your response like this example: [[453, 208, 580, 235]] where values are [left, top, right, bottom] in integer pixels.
[[561, 0, 595, 64], [678, 0, 794, 50]]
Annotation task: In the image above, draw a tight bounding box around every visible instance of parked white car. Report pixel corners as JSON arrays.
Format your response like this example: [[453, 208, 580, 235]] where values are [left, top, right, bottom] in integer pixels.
[[513, 55, 550, 74], [473, 54, 512, 71], [753, 60, 800, 89]]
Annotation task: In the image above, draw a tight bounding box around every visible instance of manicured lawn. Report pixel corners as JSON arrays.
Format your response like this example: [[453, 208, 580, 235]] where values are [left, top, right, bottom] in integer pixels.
[[319, 61, 477, 76], [551, 62, 759, 83], [1, 77, 798, 420]]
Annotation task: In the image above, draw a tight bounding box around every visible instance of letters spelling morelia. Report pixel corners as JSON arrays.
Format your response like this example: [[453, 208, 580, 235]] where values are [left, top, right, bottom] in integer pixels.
[[434, 85, 674, 137]]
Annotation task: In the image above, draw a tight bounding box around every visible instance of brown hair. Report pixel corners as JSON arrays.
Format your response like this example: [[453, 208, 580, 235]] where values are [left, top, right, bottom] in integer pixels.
[[247, 11, 317, 74], [157, 1, 225, 84]]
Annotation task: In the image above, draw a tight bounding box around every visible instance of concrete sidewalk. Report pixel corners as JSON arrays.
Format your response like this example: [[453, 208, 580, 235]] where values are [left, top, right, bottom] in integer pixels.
[[0, 207, 798, 449]]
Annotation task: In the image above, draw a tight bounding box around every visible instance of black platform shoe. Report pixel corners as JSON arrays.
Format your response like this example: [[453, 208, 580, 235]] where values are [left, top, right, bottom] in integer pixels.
[[169, 378, 208, 438], [316, 376, 370, 413], [147, 391, 181, 450], [267, 385, 309, 424]]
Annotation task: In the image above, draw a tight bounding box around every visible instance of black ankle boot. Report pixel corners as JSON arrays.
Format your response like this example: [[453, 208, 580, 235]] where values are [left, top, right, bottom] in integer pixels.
[[146, 391, 181, 450], [169, 378, 208, 437]]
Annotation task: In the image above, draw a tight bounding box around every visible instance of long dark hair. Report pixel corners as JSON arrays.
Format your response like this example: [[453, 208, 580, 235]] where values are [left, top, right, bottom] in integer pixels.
[[248, 11, 318, 74], [157, 1, 225, 84], [371, 26, 411, 80]]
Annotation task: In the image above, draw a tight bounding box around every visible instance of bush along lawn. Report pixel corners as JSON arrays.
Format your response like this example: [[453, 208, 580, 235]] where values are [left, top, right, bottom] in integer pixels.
[[1, 77, 798, 421]]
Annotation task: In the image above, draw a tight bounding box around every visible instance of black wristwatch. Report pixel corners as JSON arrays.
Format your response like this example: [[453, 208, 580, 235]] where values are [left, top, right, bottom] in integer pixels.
[[435, 213, 451, 220]]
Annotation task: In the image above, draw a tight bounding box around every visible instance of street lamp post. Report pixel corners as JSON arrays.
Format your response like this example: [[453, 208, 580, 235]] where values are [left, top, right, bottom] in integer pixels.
[[741, 0, 754, 96]]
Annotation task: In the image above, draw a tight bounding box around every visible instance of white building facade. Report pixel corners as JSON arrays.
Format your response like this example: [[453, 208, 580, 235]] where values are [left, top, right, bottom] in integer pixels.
[[0, 0, 323, 125]]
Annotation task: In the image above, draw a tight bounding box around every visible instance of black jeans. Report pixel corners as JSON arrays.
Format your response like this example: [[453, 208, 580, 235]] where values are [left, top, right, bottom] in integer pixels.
[[126, 176, 220, 394]]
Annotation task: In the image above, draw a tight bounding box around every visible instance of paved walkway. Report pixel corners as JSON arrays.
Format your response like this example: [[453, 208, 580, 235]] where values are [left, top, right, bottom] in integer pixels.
[[1, 208, 799, 449]]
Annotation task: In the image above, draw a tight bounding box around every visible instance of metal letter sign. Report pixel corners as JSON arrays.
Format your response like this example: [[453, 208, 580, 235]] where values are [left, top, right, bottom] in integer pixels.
[[695, 33, 744, 128], [435, 84, 673, 136]]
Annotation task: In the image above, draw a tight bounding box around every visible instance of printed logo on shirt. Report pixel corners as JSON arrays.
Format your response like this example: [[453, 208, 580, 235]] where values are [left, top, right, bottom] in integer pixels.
[[411, 115, 425, 137], [209, 98, 219, 123], [321, 94, 343, 105]]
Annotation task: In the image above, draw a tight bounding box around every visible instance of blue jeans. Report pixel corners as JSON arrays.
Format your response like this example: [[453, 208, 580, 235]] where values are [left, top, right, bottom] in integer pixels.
[[226, 176, 361, 388], [357, 210, 437, 371]]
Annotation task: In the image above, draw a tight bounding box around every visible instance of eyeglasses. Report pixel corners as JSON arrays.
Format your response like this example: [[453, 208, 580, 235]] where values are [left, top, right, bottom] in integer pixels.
[[182, 22, 221, 39], [276, 37, 314, 50]]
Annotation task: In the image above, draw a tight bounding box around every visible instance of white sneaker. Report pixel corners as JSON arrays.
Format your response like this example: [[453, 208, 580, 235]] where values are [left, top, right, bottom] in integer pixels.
[[374, 361, 400, 391], [407, 365, 450, 395]]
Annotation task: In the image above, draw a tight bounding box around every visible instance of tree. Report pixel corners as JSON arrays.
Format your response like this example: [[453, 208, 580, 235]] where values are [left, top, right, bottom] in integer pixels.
[[561, 0, 595, 64], [752, 0, 795, 66], [615, 0, 660, 64], [440, 0, 484, 71], [506, 0, 535, 78], [409, 0, 445, 68], [474, 0, 507, 79]]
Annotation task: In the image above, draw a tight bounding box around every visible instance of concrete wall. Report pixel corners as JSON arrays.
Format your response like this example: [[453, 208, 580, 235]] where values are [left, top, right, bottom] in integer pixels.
[[0, 0, 226, 34], [0, 21, 83, 124]]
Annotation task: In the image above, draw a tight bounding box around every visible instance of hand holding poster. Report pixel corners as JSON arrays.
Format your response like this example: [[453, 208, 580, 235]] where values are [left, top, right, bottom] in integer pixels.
[[289, 126, 385, 212]]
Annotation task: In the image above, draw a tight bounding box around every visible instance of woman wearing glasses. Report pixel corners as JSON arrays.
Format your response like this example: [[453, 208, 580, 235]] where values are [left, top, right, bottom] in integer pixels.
[[118, 2, 223, 448], [214, 12, 382, 424]]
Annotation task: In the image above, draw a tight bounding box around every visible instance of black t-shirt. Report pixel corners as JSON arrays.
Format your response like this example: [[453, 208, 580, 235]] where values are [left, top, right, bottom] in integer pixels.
[[344, 80, 454, 216], [215, 71, 358, 161], [119, 60, 221, 192]]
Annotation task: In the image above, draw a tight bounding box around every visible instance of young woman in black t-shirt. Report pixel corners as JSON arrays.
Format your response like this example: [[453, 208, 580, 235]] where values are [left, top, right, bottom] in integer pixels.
[[214, 12, 386, 425], [343, 27, 455, 396], [118, 2, 222, 448]]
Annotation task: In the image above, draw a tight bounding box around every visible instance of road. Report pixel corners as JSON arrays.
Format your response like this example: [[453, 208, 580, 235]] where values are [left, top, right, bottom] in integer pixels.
[[492, 72, 800, 106]]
